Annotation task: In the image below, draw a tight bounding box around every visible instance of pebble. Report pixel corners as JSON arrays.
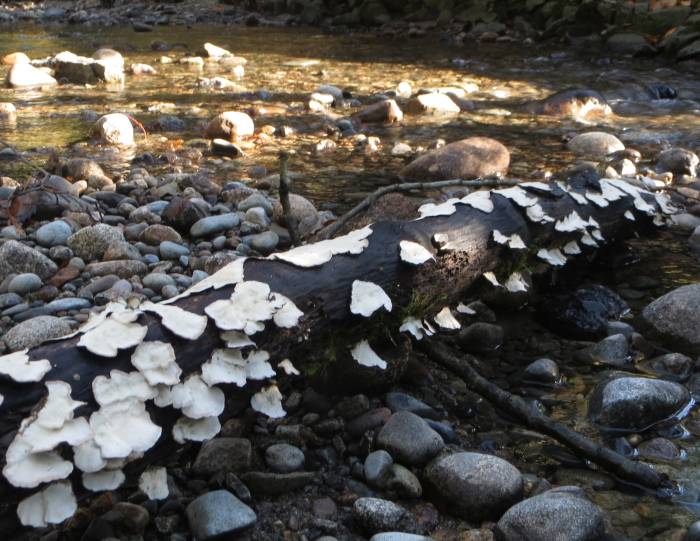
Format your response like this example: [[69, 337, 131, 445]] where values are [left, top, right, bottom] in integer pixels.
[[239, 471, 315, 496], [186, 490, 257, 540], [364, 450, 394, 488], [523, 358, 560, 384], [35, 220, 72, 247], [385, 392, 440, 419], [352, 497, 407, 534], [193, 438, 252, 476], [376, 411, 444, 465], [143, 272, 175, 291], [249, 230, 279, 254], [265, 443, 305, 473], [3, 315, 72, 350], [190, 213, 240, 237], [8, 273, 42, 294]]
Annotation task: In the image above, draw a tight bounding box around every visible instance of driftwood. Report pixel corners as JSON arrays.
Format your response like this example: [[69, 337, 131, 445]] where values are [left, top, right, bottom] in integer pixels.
[[0, 174, 672, 528], [421, 340, 671, 491]]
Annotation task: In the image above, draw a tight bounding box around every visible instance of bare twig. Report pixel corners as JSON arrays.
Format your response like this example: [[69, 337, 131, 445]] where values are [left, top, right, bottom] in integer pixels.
[[421, 339, 672, 491], [319, 177, 519, 240], [279, 151, 300, 246], [0, 139, 50, 177]]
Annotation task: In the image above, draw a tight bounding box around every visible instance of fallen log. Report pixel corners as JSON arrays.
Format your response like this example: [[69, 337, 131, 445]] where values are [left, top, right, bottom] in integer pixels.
[[0, 174, 674, 529]]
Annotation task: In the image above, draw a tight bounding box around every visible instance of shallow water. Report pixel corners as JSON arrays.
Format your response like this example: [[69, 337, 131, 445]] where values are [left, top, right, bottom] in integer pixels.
[[2, 22, 700, 539]]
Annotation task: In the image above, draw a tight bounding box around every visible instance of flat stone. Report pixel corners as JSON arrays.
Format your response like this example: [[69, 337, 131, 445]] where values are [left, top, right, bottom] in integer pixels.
[[192, 438, 252, 477], [353, 497, 407, 534], [264, 443, 305, 473], [3, 315, 71, 350], [376, 411, 444, 466], [0, 241, 57, 281], [239, 471, 315, 496], [85, 260, 148, 279], [36, 221, 72, 247], [186, 490, 256, 540], [190, 213, 240, 238]]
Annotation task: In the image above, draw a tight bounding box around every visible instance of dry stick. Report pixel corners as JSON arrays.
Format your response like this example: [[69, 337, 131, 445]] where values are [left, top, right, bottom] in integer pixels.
[[279, 151, 301, 246], [319, 177, 520, 240], [421, 339, 671, 491]]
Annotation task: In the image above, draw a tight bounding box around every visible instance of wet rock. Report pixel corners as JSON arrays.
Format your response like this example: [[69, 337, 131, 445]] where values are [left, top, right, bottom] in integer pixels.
[[8, 273, 42, 295], [347, 407, 392, 436], [588, 376, 691, 432], [684, 521, 700, 541], [201, 42, 233, 59], [400, 137, 509, 181], [638, 353, 693, 382], [265, 443, 305, 473], [205, 111, 254, 140], [607, 33, 654, 55], [376, 411, 444, 465], [495, 489, 604, 541], [425, 452, 523, 521], [143, 272, 175, 291], [92, 113, 134, 146], [6, 62, 57, 88], [85, 260, 148, 278], [405, 92, 460, 115], [578, 334, 629, 366], [59, 158, 105, 181], [163, 196, 210, 232], [249, 230, 279, 254], [656, 148, 698, 178], [386, 464, 422, 498], [567, 132, 625, 159], [364, 450, 394, 488], [353, 497, 407, 534], [186, 490, 256, 540], [160, 241, 190, 259], [53, 50, 124, 85], [190, 213, 240, 238], [353, 99, 403, 124], [637, 437, 681, 462], [523, 358, 560, 385], [639, 284, 700, 355], [0, 102, 15, 117], [0, 240, 58, 281], [240, 471, 315, 496], [151, 115, 185, 131], [458, 322, 504, 353], [385, 392, 440, 420], [68, 224, 124, 261], [272, 194, 321, 237], [524, 88, 611, 118], [192, 438, 252, 476], [102, 502, 149, 535], [3, 315, 72, 350], [211, 138, 243, 157]]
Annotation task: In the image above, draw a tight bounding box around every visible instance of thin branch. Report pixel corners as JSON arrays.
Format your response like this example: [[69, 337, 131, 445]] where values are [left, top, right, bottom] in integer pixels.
[[0, 139, 50, 178], [278, 151, 300, 246], [319, 177, 519, 240], [421, 339, 672, 491]]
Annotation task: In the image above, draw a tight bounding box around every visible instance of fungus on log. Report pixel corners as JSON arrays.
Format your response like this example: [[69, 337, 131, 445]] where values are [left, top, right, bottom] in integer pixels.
[[0, 175, 674, 528]]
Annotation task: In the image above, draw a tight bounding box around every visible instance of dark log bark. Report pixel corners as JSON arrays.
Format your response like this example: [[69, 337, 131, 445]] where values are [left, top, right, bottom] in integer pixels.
[[0, 175, 667, 513]]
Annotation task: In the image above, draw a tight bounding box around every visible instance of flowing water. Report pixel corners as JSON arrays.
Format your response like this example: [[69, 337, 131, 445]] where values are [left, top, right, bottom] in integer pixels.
[[2, 23, 700, 539]]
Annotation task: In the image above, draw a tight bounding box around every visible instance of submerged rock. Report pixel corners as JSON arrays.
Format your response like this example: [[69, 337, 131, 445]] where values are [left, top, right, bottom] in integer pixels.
[[656, 147, 699, 178], [639, 284, 700, 355], [400, 137, 510, 181], [53, 49, 124, 85], [524, 88, 611, 118], [588, 376, 690, 432], [353, 99, 403, 124]]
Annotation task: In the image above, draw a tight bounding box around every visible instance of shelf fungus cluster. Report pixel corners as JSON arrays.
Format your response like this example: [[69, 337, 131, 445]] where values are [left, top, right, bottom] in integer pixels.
[[0, 175, 676, 530]]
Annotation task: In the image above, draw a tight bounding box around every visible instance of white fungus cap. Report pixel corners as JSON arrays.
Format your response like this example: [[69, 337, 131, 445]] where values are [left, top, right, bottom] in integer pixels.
[[563, 241, 582, 255], [131, 341, 182, 386], [272, 226, 372, 267], [399, 317, 433, 340], [221, 330, 256, 349], [456, 303, 476, 315], [142, 302, 208, 340], [92, 370, 158, 406], [278, 359, 300, 376], [251, 385, 286, 418], [483, 272, 500, 287], [434, 307, 461, 330], [492, 230, 526, 250], [494, 186, 537, 208], [205, 281, 278, 334], [172, 416, 221, 444], [74, 439, 107, 473], [418, 199, 458, 219], [36, 381, 85, 429], [526, 203, 554, 224], [537, 248, 567, 266], [165, 257, 246, 303], [459, 190, 493, 213], [399, 241, 434, 265], [78, 309, 148, 357], [171, 375, 225, 419], [350, 280, 392, 317], [17, 481, 77, 528], [351, 340, 387, 369], [504, 272, 529, 293], [555, 211, 590, 233], [202, 349, 245, 386], [90, 398, 162, 459], [154, 385, 174, 408], [3, 445, 73, 488], [271, 293, 303, 328], [0, 349, 51, 382], [139, 467, 169, 500], [82, 469, 125, 492]]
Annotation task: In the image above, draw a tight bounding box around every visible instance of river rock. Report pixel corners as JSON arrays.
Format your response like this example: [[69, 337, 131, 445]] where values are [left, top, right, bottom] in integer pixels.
[[400, 137, 510, 181], [425, 452, 523, 520], [0, 102, 16, 116], [103, 241, 140, 261], [495, 489, 605, 541], [53, 50, 124, 85], [265, 443, 305, 473], [205, 111, 254, 140], [386, 464, 422, 498], [405, 92, 460, 115], [239, 471, 315, 496], [6, 62, 57, 88], [8, 273, 42, 294], [524, 358, 560, 385], [190, 213, 240, 237], [272, 194, 321, 237], [193, 438, 252, 476], [0, 240, 58, 281], [3, 315, 72, 350], [370, 535, 434, 541], [458, 322, 504, 353], [3, 52, 30, 65], [159, 241, 190, 259], [143, 272, 175, 291], [353, 99, 403, 123], [578, 334, 629, 366], [84, 260, 148, 278], [607, 33, 654, 55], [68, 224, 124, 261], [92, 113, 134, 146], [385, 392, 439, 420], [525, 88, 611, 118], [186, 490, 256, 540], [140, 224, 182, 245], [567, 132, 625, 159], [656, 147, 699, 177], [352, 497, 407, 534], [376, 411, 444, 465], [202, 42, 233, 59], [249, 231, 278, 254], [588, 376, 691, 432], [238, 193, 273, 215], [364, 450, 394, 488], [61, 158, 105, 181], [639, 284, 700, 354]]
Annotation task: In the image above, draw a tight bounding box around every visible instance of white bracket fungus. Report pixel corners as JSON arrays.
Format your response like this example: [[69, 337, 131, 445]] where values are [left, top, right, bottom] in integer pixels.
[[537, 248, 567, 266], [504, 272, 529, 293], [139, 467, 169, 500], [74, 440, 107, 473], [350, 280, 392, 317], [351, 340, 387, 369], [563, 241, 582, 255], [556, 182, 587, 205], [580, 232, 598, 247], [278, 358, 300, 376], [432, 232, 462, 252], [251, 385, 286, 418], [272, 226, 372, 267], [171, 375, 225, 419], [272, 294, 304, 328], [399, 317, 434, 340], [418, 199, 458, 218], [605, 179, 656, 214], [494, 186, 537, 208], [142, 302, 208, 340], [521, 181, 551, 192], [83, 469, 125, 492], [434, 306, 461, 330], [202, 349, 274, 387], [456, 302, 476, 315], [399, 240, 435, 265], [165, 257, 246, 303], [585, 191, 609, 208], [483, 272, 500, 287], [93, 370, 158, 406], [78, 309, 148, 357], [459, 190, 494, 213], [0, 349, 51, 383], [492, 230, 526, 250], [221, 330, 256, 349], [90, 398, 162, 459], [554, 211, 592, 233], [173, 416, 221, 444], [624, 210, 635, 221], [526, 204, 555, 224], [4, 447, 74, 488], [17, 481, 77, 528], [131, 341, 182, 386]]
